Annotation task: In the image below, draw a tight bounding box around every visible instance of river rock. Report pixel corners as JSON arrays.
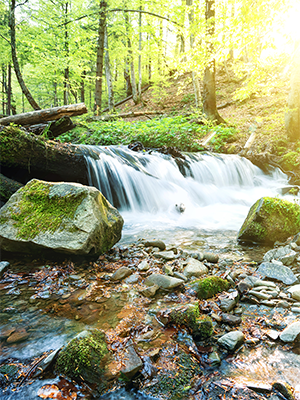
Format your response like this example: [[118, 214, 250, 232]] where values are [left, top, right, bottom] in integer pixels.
[[257, 262, 297, 285], [203, 252, 219, 263], [221, 313, 242, 326], [0, 179, 124, 256], [217, 330, 245, 351], [263, 246, 297, 266], [153, 251, 176, 261], [120, 341, 143, 379], [279, 321, 300, 342], [237, 197, 300, 244], [287, 284, 300, 301], [6, 328, 29, 344], [272, 381, 295, 400], [137, 260, 150, 271], [111, 267, 132, 281], [144, 274, 184, 289], [219, 290, 239, 312], [140, 284, 159, 297], [0, 261, 9, 278], [183, 258, 208, 278], [144, 240, 166, 251]]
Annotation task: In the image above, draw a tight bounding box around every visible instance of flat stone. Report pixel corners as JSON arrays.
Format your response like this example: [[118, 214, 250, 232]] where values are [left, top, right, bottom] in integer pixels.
[[173, 271, 188, 282], [203, 252, 219, 263], [140, 284, 159, 298], [245, 381, 272, 393], [249, 290, 272, 300], [144, 274, 184, 289], [265, 329, 280, 341], [291, 307, 300, 313], [253, 280, 277, 288], [137, 260, 150, 271], [120, 342, 143, 379], [124, 274, 139, 284], [153, 251, 176, 261], [6, 328, 29, 344], [221, 313, 242, 326], [280, 321, 300, 342], [183, 258, 208, 278], [257, 262, 297, 285], [276, 300, 290, 308], [111, 267, 132, 281], [217, 330, 245, 352], [264, 245, 297, 266], [219, 291, 239, 312]]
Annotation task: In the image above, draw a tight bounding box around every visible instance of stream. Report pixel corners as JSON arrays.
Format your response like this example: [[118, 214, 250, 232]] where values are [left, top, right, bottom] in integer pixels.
[[1, 147, 300, 399]]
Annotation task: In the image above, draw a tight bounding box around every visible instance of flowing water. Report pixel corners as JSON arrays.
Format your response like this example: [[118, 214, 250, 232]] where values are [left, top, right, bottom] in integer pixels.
[[2, 146, 300, 399]]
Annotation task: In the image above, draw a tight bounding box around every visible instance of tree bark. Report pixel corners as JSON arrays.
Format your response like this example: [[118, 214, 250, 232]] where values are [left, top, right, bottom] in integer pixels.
[[95, 1, 107, 114], [0, 103, 87, 126], [138, 4, 142, 100], [202, 0, 225, 124], [8, 0, 40, 110], [104, 26, 114, 110], [124, 9, 138, 104], [0, 126, 89, 186]]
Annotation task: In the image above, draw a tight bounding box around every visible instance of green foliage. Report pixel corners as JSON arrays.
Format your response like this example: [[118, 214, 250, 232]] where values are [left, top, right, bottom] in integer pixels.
[[281, 151, 300, 171], [209, 125, 238, 152], [193, 276, 229, 299], [59, 115, 238, 152]]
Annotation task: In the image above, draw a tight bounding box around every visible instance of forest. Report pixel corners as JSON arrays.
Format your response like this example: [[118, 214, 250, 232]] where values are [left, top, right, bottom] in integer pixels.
[[0, 0, 299, 127]]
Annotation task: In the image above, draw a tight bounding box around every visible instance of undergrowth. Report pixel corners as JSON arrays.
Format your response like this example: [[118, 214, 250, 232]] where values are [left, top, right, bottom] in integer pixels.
[[58, 115, 238, 153]]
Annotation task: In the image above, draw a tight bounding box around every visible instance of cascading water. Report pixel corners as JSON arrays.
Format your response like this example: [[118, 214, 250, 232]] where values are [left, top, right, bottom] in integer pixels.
[[82, 145, 292, 242]]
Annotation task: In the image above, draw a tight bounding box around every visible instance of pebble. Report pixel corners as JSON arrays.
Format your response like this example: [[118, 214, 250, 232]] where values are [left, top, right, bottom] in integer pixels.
[[248, 290, 272, 300], [138, 260, 150, 271], [265, 329, 280, 341], [253, 280, 277, 288], [291, 307, 300, 313], [153, 251, 176, 261], [276, 300, 290, 308], [221, 313, 242, 326], [111, 267, 132, 281]]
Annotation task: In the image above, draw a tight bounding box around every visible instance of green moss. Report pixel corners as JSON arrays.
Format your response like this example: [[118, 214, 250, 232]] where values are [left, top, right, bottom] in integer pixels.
[[7, 180, 84, 240], [170, 303, 213, 340], [193, 276, 229, 300], [55, 329, 109, 383], [144, 349, 202, 400]]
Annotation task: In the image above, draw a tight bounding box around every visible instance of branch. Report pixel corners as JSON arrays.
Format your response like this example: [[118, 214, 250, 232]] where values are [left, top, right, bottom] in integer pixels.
[[57, 8, 182, 28], [0, 33, 11, 45]]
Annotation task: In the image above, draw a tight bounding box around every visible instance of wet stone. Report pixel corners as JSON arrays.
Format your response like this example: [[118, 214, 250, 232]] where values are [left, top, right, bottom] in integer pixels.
[[217, 330, 245, 352], [265, 329, 280, 341], [276, 300, 290, 308], [140, 284, 159, 298], [219, 291, 239, 312], [257, 262, 297, 285], [203, 252, 219, 263], [221, 313, 242, 326], [264, 246, 297, 266], [0, 261, 9, 278], [208, 351, 221, 367], [280, 321, 300, 343], [124, 274, 139, 284], [287, 284, 300, 301], [144, 274, 184, 289], [153, 250, 176, 261], [6, 328, 29, 344], [183, 258, 208, 278], [137, 260, 150, 271], [272, 381, 295, 400], [111, 267, 132, 281]]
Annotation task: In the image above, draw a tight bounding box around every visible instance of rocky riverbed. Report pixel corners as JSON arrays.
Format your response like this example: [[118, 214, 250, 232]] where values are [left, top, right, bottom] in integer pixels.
[[1, 233, 300, 400]]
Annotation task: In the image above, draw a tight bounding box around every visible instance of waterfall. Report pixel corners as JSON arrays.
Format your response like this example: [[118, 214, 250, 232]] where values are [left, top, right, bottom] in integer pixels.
[[82, 145, 292, 235]]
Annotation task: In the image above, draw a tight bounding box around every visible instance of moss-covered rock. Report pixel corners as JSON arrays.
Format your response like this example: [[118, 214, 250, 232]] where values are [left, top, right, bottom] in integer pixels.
[[237, 196, 300, 244], [192, 276, 229, 300], [0, 179, 123, 255], [55, 329, 112, 392], [169, 303, 213, 340]]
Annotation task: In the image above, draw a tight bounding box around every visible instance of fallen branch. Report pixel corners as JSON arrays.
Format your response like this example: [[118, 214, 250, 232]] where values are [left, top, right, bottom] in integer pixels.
[[0, 103, 87, 126], [93, 110, 164, 122], [101, 85, 151, 113]]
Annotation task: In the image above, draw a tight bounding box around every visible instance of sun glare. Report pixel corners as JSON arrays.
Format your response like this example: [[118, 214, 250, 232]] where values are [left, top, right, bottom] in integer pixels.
[[273, 2, 300, 53]]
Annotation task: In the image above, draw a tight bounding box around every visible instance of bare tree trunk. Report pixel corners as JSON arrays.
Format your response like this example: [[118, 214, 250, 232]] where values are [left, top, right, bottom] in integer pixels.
[[138, 4, 142, 100], [63, 1, 69, 105], [95, 1, 107, 114], [7, 64, 12, 115], [124, 9, 138, 104], [8, 0, 40, 110], [187, 0, 200, 107], [80, 70, 86, 103], [104, 26, 114, 110], [202, 0, 225, 124]]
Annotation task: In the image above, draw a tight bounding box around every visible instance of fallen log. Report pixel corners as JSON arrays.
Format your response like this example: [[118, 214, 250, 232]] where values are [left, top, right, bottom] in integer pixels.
[[0, 103, 87, 126], [0, 125, 89, 186], [93, 110, 164, 122]]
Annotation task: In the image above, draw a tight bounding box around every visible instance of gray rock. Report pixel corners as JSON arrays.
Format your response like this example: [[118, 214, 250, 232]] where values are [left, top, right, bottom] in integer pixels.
[[144, 274, 184, 289], [257, 262, 297, 285], [217, 330, 245, 351], [221, 313, 242, 326], [153, 251, 176, 261], [203, 252, 219, 263], [219, 291, 239, 312], [32, 348, 60, 378], [276, 300, 290, 308], [0, 261, 9, 277], [173, 271, 188, 282], [280, 321, 300, 342], [120, 341, 143, 379], [0, 179, 123, 256], [124, 274, 139, 284], [137, 260, 150, 271], [288, 284, 300, 300], [144, 240, 166, 251], [140, 284, 159, 297], [208, 351, 221, 367], [111, 267, 132, 281], [272, 381, 295, 400], [183, 258, 208, 278], [263, 245, 297, 266]]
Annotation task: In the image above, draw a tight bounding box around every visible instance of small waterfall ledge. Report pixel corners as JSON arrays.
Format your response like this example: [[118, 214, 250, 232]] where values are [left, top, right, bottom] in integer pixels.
[[81, 146, 294, 238]]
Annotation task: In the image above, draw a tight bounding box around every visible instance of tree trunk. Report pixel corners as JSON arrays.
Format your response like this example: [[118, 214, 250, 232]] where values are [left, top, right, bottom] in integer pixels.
[[0, 103, 87, 126], [8, 0, 40, 110], [80, 70, 86, 103], [95, 1, 107, 114], [202, 0, 225, 124], [63, 1, 69, 105], [0, 125, 89, 187], [285, 42, 300, 141], [104, 26, 114, 110], [6, 64, 12, 116], [187, 0, 200, 107], [124, 10, 138, 104], [138, 4, 142, 100]]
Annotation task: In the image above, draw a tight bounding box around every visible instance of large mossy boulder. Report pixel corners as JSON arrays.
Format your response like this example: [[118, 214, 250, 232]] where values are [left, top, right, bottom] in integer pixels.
[[237, 196, 300, 244], [0, 179, 123, 255], [54, 329, 112, 393], [191, 276, 229, 300]]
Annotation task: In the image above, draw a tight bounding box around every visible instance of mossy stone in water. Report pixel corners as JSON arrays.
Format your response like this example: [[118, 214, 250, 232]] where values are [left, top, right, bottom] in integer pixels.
[[169, 303, 213, 340], [238, 196, 300, 244], [55, 329, 111, 391], [192, 276, 229, 300]]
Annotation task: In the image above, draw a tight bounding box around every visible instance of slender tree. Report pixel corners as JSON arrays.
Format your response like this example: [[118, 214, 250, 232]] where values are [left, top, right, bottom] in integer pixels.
[[95, 0, 107, 113]]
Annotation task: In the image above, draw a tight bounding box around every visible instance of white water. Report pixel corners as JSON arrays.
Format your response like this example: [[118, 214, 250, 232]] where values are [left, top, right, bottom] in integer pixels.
[[83, 146, 294, 240]]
